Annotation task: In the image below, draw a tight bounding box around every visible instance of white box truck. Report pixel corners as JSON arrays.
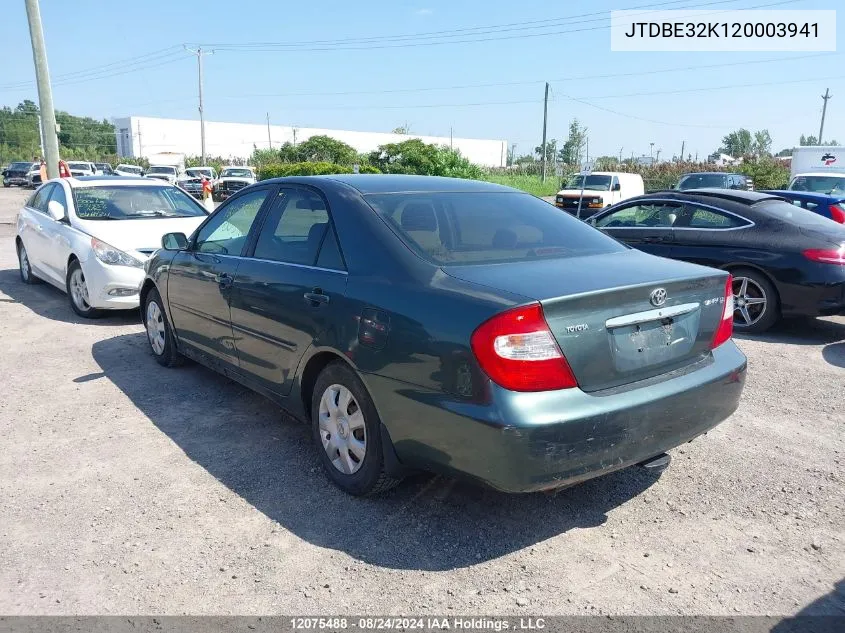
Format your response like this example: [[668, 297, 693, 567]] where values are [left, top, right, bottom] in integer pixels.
[[788, 146, 845, 193]]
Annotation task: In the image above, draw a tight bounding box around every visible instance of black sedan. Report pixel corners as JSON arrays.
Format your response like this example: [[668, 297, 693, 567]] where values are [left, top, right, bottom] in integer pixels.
[[591, 189, 845, 333], [139, 176, 746, 496]]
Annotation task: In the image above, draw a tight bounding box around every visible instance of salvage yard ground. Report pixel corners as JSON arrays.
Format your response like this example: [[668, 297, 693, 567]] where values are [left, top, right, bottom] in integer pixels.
[[0, 187, 842, 615]]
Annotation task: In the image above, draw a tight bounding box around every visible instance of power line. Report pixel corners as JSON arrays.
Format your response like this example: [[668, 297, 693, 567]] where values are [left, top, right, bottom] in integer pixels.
[[213, 53, 832, 100], [210, 0, 804, 52]]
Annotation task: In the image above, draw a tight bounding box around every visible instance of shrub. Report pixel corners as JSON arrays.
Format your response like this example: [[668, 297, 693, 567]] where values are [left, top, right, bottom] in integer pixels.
[[367, 139, 483, 179], [257, 162, 381, 180]]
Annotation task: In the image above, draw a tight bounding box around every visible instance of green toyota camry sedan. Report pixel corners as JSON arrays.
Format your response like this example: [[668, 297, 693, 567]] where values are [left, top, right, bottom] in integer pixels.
[[140, 175, 747, 496]]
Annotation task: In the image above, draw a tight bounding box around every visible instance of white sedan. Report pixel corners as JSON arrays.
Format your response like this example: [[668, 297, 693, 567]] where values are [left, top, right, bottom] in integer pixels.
[[15, 177, 208, 317]]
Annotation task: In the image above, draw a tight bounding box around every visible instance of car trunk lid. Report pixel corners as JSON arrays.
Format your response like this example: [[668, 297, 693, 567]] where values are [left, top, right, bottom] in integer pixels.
[[443, 250, 730, 392]]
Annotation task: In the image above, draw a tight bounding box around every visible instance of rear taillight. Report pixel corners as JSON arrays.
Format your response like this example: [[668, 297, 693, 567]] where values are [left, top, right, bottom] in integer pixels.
[[803, 247, 845, 265], [828, 204, 845, 223], [711, 275, 734, 349], [470, 303, 578, 392]]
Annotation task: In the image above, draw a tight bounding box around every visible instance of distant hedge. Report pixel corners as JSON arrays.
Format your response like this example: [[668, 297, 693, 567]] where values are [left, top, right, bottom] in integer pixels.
[[257, 162, 380, 180]]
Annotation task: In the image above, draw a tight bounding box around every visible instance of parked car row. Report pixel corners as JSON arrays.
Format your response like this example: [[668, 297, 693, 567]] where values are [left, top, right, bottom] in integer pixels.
[[15, 173, 749, 497]]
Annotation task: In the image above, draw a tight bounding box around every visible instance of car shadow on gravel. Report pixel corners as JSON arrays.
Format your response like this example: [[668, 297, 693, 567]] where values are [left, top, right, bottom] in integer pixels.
[[734, 316, 845, 346], [0, 268, 139, 325], [92, 332, 662, 571]]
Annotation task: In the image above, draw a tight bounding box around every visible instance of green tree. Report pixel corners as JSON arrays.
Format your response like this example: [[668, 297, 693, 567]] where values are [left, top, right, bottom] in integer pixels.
[[800, 134, 839, 146], [753, 129, 772, 156], [295, 135, 357, 165], [367, 138, 481, 179], [559, 119, 588, 165], [534, 139, 557, 163], [719, 128, 753, 157]]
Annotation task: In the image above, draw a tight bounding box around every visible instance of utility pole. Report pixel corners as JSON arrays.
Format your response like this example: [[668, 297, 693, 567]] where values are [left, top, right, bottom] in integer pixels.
[[450, 127, 453, 150], [137, 122, 143, 157], [680, 140, 685, 163], [510, 142, 517, 166], [649, 142, 655, 160], [266, 112, 272, 149], [819, 88, 832, 144], [618, 147, 623, 163], [541, 82, 549, 183], [656, 149, 662, 163], [25, 0, 60, 179], [185, 46, 212, 164], [37, 114, 45, 158]]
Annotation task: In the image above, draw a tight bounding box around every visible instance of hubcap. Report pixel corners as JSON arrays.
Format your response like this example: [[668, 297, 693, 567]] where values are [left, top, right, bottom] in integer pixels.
[[69, 269, 91, 311], [318, 384, 366, 475], [146, 300, 166, 356], [19, 246, 29, 280], [732, 276, 767, 327]]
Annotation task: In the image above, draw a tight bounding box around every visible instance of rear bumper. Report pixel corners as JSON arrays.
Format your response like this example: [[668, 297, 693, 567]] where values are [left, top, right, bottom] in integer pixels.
[[366, 341, 747, 493], [779, 269, 845, 317]]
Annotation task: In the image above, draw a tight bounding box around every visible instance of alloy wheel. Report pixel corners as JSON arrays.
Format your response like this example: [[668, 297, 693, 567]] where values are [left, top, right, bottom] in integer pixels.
[[69, 268, 91, 311], [146, 300, 166, 356], [318, 384, 367, 475], [732, 276, 767, 327]]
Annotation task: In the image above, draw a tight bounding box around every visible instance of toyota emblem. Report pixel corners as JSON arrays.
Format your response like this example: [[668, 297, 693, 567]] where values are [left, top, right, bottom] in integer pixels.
[[650, 288, 667, 307]]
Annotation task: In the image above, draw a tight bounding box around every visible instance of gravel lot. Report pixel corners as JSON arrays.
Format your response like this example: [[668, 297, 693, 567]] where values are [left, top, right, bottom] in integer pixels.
[[0, 186, 842, 616]]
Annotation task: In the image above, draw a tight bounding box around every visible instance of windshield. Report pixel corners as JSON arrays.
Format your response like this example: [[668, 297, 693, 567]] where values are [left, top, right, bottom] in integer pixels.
[[677, 174, 729, 189], [789, 175, 845, 194], [10, 162, 32, 170], [68, 162, 90, 170], [95, 163, 110, 170], [562, 175, 612, 191], [221, 168, 253, 178], [186, 168, 212, 178], [366, 192, 626, 265], [73, 185, 207, 220], [116, 165, 142, 174], [148, 166, 177, 175]]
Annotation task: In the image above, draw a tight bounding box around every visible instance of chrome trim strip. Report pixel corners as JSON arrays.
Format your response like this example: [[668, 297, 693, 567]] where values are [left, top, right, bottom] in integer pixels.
[[605, 302, 700, 329]]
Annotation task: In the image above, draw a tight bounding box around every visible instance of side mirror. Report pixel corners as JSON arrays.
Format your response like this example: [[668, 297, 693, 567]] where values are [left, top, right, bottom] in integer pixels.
[[612, 183, 621, 191], [46, 200, 65, 221], [162, 232, 188, 250]]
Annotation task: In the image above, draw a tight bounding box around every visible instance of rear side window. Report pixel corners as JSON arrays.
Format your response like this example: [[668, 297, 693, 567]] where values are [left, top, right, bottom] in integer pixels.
[[366, 192, 625, 265], [253, 189, 330, 266], [678, 205, 748, 229]]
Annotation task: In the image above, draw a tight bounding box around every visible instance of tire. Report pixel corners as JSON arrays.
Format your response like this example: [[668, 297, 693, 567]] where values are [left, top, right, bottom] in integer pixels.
[[65, 260, 103, 318], [144, 288, 184, 367], [311, 361, 401, 496], [730, 268, 779, 334], [17, 241, 39, 285]]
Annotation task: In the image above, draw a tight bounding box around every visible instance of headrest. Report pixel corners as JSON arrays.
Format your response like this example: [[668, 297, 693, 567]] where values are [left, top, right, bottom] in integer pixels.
[[492, 229, 518, 249], [401, 203, 437, 232]]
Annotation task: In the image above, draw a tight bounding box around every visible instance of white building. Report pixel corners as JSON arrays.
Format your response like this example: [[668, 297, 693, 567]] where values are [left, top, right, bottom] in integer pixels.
[[112, 116, 507, 167]]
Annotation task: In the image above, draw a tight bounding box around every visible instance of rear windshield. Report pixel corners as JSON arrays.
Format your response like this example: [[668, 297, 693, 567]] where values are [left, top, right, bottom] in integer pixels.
[[757, 199, 843, 228], [677, 174, 728, 189], [148, 166, 177, 174], [366, 191, 626, 265], [74, 185, 207, 220], [116, 165, 142, 173], [789, 175, 845, 194]]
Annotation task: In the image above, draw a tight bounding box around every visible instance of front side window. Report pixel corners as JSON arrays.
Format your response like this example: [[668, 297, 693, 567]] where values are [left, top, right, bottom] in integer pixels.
[[73, 185, 207, 221], [253, 189, 330, 265], [195, 188, 270, 255], [595, 202, 682, 228], [367, 191, 625, 265], [48, 183, 68, 214]]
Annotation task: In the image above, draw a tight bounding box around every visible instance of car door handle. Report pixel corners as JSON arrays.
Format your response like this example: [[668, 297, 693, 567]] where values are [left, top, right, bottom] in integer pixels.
[[217, 273, 234, 290], [643, 235, 672, 243], [304, 290, 330, 306]]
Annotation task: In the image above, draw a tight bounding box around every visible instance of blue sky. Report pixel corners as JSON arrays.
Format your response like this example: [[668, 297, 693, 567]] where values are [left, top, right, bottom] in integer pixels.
[[1, 0, 843, 159]]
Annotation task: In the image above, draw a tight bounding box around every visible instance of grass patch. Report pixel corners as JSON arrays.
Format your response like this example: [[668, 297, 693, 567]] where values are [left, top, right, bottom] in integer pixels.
[[479, 173, 562, 197]]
